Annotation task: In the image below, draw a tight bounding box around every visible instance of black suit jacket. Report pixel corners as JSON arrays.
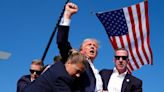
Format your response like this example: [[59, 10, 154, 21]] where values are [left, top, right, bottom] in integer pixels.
[[23, 62, 74, 92], [100, 69, 142, 92], [57, 25, 96, 92]]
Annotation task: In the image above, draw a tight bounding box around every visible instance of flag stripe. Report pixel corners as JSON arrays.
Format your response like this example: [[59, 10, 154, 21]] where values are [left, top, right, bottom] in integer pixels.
[[139, 1, 152, 65], [129, 6, 145, 68], [133, 5, 147, 66], [121, 11, 137, 71], [123, 7, 138, 71], [141, 1, 152, 65], [110, 37, 118, 50], [124, 7, 140, 70], [116, 37, 121, 48], [136, 3, 150, 65], [119, 36, 125, 48], [132, 3, 146, 66], [127, 34, 139, 70], [145, 1, 153, 64]]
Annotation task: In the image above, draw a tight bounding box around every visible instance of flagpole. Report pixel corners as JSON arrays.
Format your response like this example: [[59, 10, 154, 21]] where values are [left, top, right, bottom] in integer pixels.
[[41, 0, 70, 65]]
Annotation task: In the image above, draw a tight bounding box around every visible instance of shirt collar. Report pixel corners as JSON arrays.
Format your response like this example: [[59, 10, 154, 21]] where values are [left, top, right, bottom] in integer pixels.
[[113, 67, 127, 76]]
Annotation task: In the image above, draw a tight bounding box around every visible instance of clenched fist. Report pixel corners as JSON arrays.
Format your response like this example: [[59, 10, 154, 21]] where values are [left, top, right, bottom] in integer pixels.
[[64, 2, 78, 19]]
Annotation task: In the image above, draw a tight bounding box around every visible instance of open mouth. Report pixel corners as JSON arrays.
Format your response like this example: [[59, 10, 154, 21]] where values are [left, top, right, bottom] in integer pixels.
[[90, 50, 95, 54]]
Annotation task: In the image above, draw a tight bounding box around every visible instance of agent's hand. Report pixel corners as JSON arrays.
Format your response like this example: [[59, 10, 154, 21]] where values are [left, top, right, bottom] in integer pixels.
[[64, 2, 78, 19]]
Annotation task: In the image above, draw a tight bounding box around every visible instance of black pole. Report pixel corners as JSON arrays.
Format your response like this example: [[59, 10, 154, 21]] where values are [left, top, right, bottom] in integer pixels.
[[41, 0, 70, 65]]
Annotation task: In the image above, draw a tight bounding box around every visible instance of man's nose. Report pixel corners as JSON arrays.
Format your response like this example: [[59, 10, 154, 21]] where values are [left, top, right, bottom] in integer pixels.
[[90, 46, 94, 49], [119, 59, 124, 64], [33, 71, 37, 75], [117, 57, 123, 61], [120, 57, 123, 60]]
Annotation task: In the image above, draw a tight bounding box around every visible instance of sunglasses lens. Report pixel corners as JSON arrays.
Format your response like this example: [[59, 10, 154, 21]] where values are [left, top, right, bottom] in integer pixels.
[[30, 69, 41, 75], [36, 71, 42, 75], [122, 56, 128, 60], [30, 69, 34, 73], [115, 56, 120, 60], [115, 56, 128, 60]]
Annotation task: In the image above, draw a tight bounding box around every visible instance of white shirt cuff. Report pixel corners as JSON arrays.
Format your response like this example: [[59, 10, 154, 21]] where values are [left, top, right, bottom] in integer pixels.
[[59, 18, 71, 26]]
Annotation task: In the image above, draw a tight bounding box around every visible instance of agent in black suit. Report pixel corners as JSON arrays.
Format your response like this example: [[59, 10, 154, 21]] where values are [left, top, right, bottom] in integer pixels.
[[23, 51, 87, 92], [57, 2, 103, 92], [17, 59, 43, 92], [100, 48, 142, 92]]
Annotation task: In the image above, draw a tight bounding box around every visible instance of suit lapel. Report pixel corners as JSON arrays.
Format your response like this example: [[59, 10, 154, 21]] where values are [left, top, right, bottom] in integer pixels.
[[121, 74, 130, 92], [99, 70, 113, 90], [86, 61, 96, 91], [106, 70, 113, 89]]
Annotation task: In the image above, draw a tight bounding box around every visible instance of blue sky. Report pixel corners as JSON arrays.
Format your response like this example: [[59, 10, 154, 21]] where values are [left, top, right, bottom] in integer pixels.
[[0, 0, 163, 92]]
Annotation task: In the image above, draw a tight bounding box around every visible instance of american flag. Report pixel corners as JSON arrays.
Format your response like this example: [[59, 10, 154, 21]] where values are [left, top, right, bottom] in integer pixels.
[[96, 1, 153, 72]]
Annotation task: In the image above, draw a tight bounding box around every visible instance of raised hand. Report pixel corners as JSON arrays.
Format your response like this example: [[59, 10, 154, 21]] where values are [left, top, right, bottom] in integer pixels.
[[64, 2, 78, 19]]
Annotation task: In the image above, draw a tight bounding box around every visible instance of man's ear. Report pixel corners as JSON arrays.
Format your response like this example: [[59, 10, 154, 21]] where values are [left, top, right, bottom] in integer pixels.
[[80, 50, 85, 54]]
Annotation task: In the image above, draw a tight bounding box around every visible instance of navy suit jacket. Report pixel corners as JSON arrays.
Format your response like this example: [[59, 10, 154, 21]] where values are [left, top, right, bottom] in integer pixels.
[[17, 75, 31, 92], [23, 62, 74, 92], [100, 69, 142, 92], [57, 25, 96, 92]]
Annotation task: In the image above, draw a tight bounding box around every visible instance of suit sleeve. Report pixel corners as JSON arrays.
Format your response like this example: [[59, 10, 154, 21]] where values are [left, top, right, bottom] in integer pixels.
[[57, 25, 72, 63]]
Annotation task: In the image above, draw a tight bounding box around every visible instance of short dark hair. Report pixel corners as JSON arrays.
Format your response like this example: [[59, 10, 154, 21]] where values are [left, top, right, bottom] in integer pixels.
[[115, 48, 129, 57], [31, 59, 44, 69]]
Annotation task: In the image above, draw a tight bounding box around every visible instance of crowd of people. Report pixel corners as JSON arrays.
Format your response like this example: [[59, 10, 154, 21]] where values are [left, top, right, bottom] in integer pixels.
[[17, 2, 142, 92]]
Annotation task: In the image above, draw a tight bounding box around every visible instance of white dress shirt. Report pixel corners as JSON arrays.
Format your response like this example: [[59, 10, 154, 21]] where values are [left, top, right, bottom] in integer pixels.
[[88, 60, 103, 92], [107, 67, 127, 92], [59, 18, 71, 26]]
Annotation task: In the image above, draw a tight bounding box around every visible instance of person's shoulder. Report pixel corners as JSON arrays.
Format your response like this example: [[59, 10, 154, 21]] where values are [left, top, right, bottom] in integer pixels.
[[129, 74, 142, 83], [45, 62, 69, 77], [51, 62, 64, 70], [17, 75, 31, 83]]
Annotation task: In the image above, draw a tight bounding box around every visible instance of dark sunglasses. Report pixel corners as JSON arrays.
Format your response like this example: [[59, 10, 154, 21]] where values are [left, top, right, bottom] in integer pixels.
[[30, 69, 42, 75], [115, 56, 128, 60]]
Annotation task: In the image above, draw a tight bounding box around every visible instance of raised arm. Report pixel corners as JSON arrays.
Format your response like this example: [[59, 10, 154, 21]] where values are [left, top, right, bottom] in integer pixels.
[[57, 2, 78, 63]]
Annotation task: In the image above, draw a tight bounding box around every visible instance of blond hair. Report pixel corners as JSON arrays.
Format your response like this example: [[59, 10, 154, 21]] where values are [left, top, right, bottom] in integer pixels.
[[67, 49, 87, 67]]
